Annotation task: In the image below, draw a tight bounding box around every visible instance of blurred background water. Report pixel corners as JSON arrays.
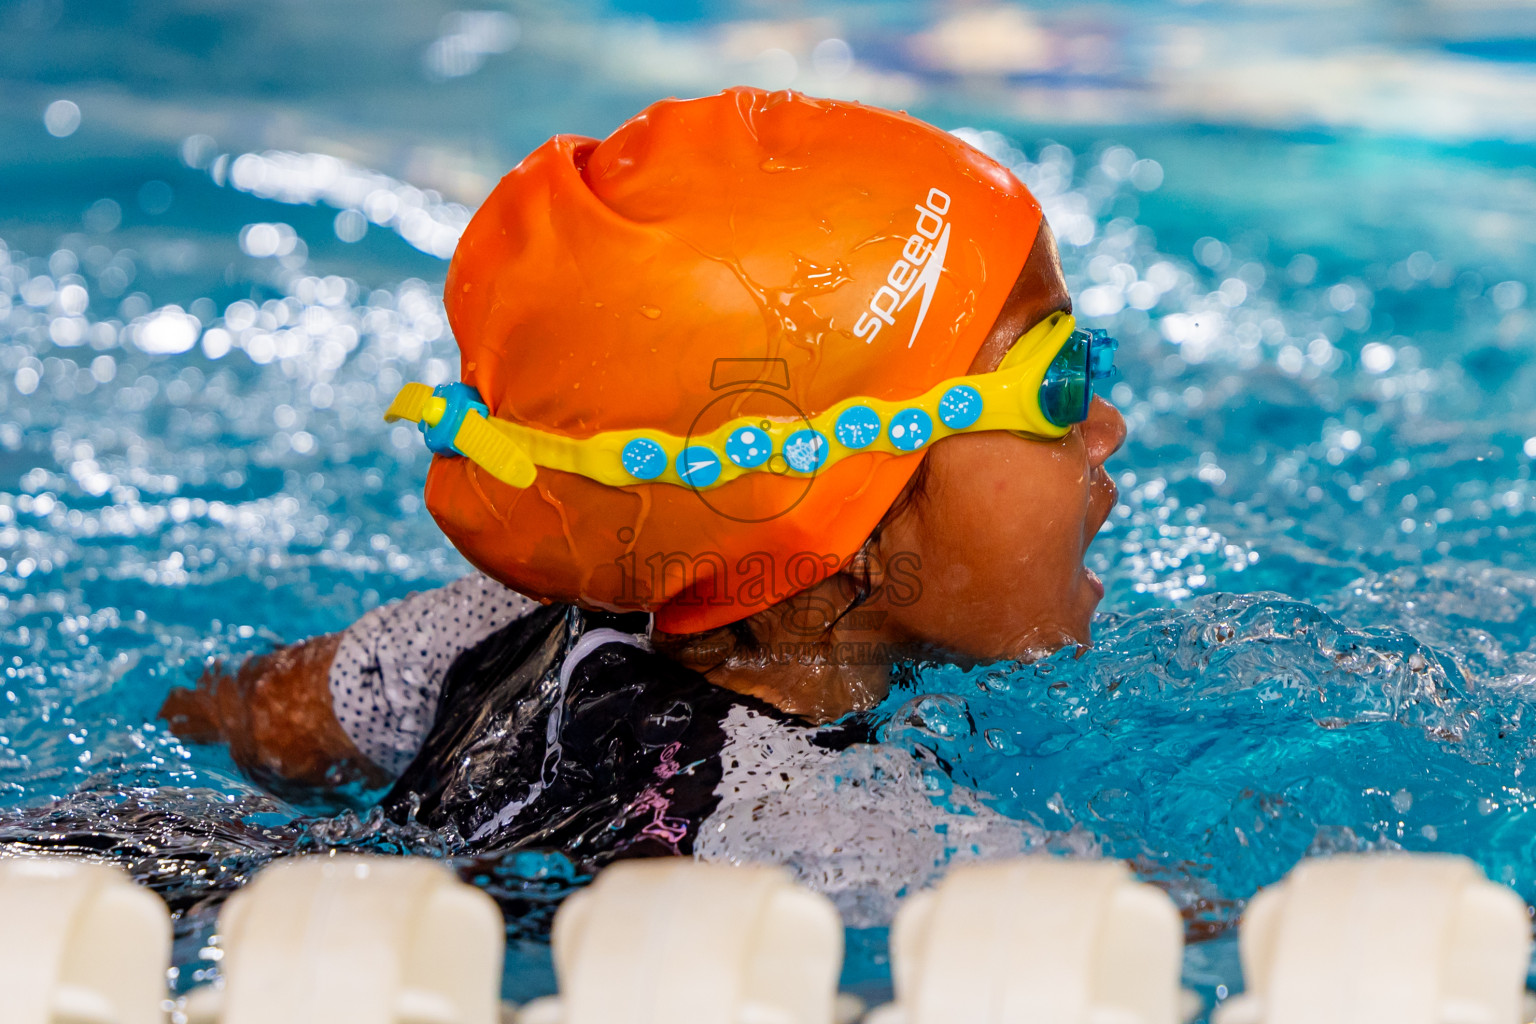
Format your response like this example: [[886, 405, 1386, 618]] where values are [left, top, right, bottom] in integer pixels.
[[1, 0, 1534, 1015]]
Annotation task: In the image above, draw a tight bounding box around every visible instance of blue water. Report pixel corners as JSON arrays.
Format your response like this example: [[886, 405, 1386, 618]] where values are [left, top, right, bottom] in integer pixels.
[[3, 0, 1536, 1015]]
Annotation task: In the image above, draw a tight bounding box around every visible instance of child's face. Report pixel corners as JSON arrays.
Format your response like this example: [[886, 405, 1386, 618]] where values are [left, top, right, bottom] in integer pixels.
[[870, 224, 1127, 662]]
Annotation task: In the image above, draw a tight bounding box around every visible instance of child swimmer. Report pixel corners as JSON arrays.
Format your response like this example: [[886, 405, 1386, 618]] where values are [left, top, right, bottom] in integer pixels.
[[161, 88, 1126, 863]]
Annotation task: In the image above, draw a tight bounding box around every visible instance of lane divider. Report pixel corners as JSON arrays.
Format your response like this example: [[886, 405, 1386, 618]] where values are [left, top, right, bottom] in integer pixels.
[[866, 859, 1192, 1024], [0, 856, 171, 1024], [4, 851, 1535, 1023], [517, 859, 846, 1024], [181, 854, 503, 1024], [1211, 853, 1533, 1024]]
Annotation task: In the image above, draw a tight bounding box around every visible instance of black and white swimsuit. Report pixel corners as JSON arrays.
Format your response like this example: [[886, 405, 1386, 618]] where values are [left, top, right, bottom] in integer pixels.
[[327, 575, 869, 862], [0, 575, 1052, 936]]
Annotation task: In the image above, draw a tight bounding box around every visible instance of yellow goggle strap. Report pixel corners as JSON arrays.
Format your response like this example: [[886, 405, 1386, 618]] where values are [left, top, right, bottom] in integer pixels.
[[384, 383, 537, 488], [384, 312, 1078, 491]]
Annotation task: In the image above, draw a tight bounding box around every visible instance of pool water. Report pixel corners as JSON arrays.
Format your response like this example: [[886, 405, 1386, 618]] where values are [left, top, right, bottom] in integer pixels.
[[2, 0, 1535, 1015]]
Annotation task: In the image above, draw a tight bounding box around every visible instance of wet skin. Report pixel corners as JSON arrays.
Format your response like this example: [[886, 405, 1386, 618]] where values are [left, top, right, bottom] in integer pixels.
[[161, 221, 1128, 779]]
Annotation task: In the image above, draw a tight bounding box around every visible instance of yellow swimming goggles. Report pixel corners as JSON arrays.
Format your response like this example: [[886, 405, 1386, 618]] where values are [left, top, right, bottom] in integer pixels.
[[384, 311, 1117, 491]]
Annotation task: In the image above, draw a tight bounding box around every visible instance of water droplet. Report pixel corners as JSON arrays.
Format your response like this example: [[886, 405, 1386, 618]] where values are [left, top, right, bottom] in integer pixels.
[[896, 695, 973, 741], [759, 156, 806, 174], [984, 729, 1019, 755], [639, 305, 661, 320]]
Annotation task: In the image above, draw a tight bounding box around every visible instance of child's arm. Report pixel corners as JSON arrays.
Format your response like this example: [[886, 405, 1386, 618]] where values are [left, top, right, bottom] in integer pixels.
[[160, 631, 381, 789], [160, 575, 537, 791]]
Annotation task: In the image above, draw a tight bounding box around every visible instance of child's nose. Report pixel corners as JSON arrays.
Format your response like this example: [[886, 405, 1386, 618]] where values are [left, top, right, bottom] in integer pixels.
[[1083, 396, 1127, 468]]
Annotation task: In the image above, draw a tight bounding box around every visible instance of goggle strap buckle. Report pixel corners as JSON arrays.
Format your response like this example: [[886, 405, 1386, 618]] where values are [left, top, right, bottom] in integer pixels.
[[384, 382, 537, 489]]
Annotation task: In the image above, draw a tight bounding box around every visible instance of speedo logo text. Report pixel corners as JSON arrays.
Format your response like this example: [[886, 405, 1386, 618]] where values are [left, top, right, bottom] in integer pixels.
[[853, 187, 951, 348]]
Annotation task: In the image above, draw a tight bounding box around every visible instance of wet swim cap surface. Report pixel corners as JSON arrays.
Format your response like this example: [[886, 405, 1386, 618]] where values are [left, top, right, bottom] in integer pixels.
[[428, 87, 1043, 633]]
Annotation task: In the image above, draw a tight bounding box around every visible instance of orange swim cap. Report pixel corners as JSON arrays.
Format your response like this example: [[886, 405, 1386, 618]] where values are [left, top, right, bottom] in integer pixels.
[[427, 87, 1043, 633]]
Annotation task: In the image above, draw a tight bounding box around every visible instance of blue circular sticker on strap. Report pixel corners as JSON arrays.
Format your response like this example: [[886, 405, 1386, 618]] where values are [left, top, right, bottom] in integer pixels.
[[782, 430, 829, 473], [622, 438, 667, 480], [937, 385, 983, 429], [888, 409, 933, 452], [725, 426, 772, 468], [834, 406, 882, 449], [676, 445, 723, 488]]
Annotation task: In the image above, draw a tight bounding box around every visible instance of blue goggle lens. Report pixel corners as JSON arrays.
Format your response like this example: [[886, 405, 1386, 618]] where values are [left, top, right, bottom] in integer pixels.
[[1040, 327, 1119, 428]]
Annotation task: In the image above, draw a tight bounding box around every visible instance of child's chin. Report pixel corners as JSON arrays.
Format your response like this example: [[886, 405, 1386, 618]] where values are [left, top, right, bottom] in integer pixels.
[[1061, 568, 1105, 646]]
